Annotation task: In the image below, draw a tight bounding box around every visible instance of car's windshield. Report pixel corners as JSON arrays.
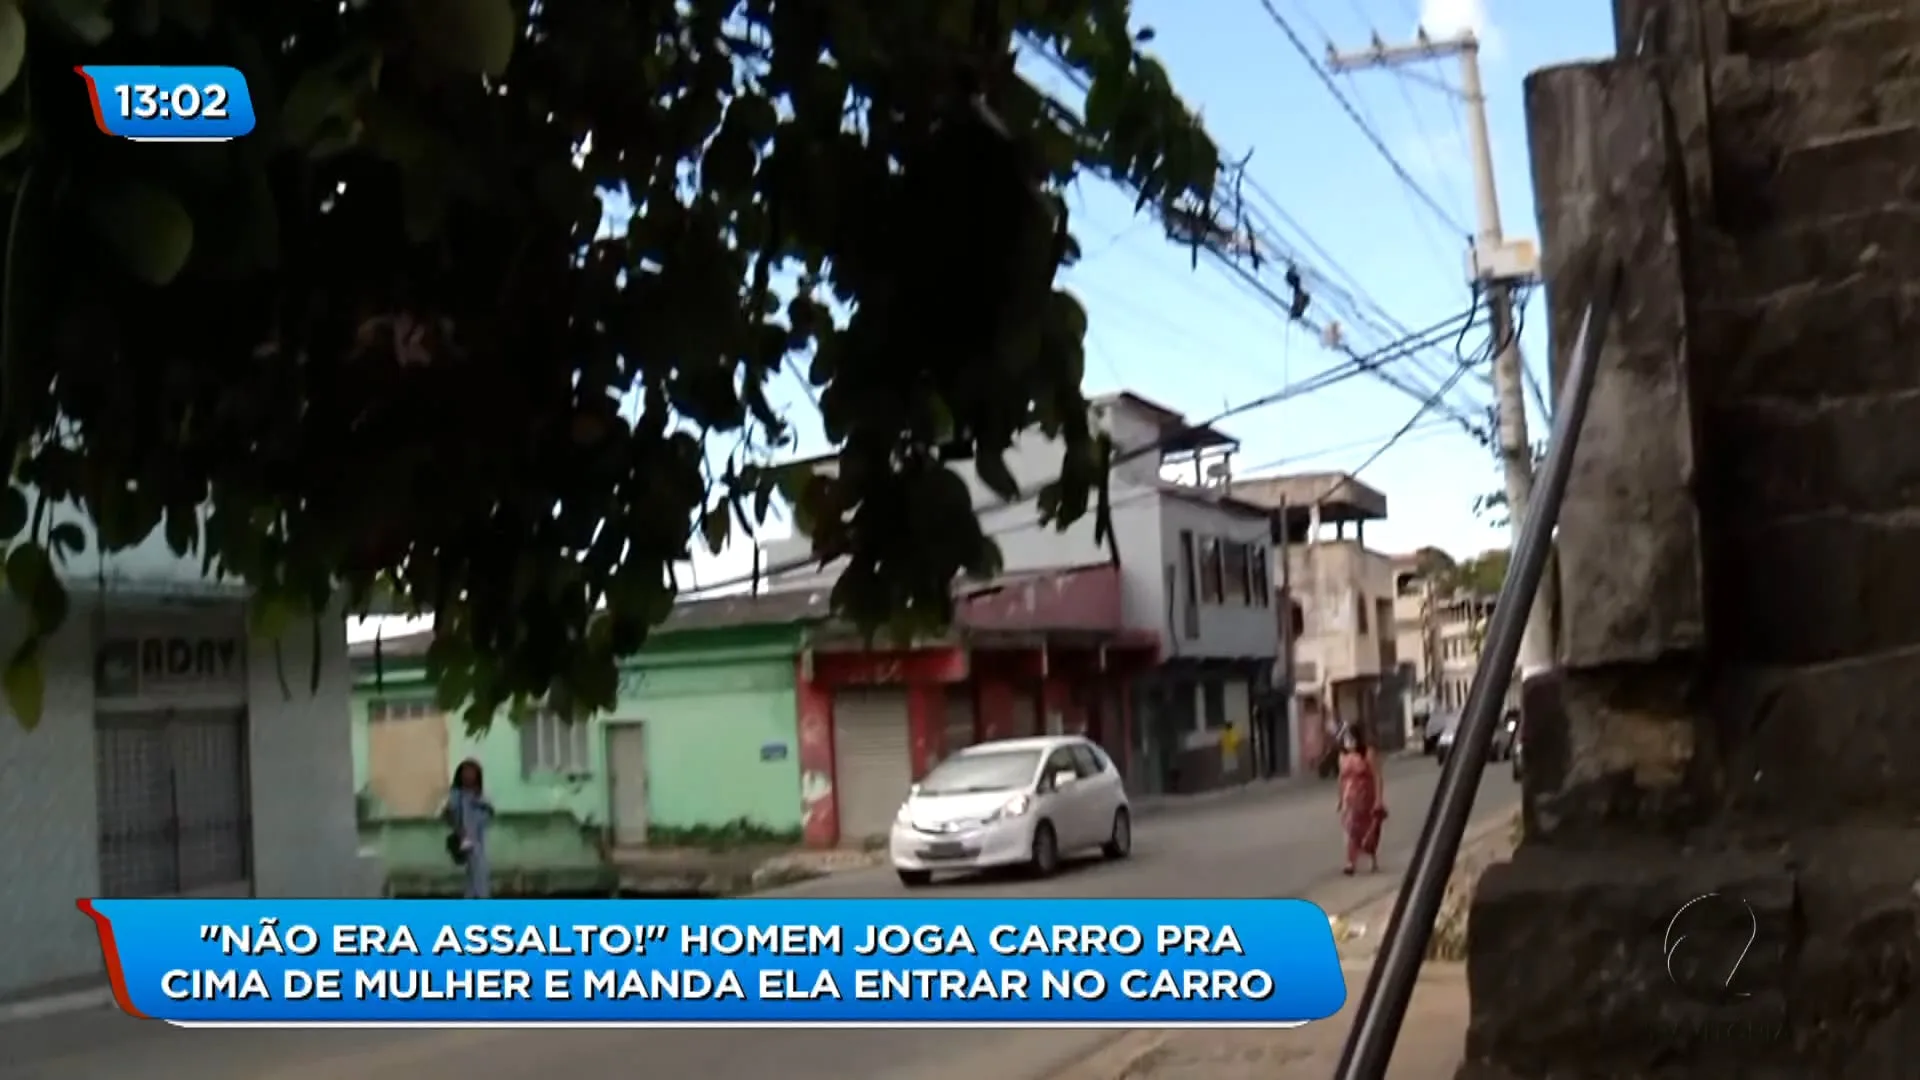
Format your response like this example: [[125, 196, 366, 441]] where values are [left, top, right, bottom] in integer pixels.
[[917, 749, 1042, 795]]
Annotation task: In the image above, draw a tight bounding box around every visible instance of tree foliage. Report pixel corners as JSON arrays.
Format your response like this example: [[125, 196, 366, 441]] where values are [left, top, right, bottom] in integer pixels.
[[0, 0, 1221, 727], [1406, 545, 1505, 600], [1452, 548, 1508, 598]]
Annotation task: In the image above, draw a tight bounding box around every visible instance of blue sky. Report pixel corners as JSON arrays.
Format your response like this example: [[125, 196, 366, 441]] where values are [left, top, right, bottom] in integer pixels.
[[352, 1, 1619, 638], [679, 0, 1617, 587]]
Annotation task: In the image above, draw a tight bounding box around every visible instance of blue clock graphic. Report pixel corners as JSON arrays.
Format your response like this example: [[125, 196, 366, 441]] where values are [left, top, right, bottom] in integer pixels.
[[75, 65, 257, 142]]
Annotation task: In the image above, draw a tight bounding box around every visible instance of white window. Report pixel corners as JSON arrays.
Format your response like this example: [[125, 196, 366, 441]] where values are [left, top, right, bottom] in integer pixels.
[[368, 697, 438, 722], [520, 711, 592, 777]]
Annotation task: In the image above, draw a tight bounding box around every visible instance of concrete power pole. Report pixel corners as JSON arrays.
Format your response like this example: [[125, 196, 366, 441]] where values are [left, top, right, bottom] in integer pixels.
[[1327, 28, 1552, 676]]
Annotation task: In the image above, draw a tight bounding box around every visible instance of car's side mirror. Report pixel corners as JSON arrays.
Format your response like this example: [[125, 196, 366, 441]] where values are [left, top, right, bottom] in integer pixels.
[[1051, 770, 1077, 790]]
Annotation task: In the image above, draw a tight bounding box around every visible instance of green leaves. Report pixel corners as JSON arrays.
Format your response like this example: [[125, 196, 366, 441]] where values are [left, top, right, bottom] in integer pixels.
[[4, 637, 41, 729], [31, 0, 110, 45], [0, 2, 25, 97], [0, 0, 1222, 730], [0, 488, 24, 540], [85, 182, 194, 286], [405, 0, 517, 78], [7, 540, 63, 630], [2, 538, 59, 726]]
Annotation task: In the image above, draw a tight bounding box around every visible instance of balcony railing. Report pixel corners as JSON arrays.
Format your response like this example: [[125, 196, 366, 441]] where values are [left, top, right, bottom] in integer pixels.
[[1331, 255, 1625, 1079]]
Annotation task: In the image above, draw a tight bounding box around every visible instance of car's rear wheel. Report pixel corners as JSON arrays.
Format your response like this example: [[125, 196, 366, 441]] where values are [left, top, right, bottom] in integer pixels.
[[1102, 808, 1132, 860], [1028, 822, 1060, 877], [897, 869, 933, 888]]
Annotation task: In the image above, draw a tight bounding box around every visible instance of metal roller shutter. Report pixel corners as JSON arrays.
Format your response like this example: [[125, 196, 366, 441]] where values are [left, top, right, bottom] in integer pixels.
[[831, 688, 913, 844], [943, 684, 977, 758], [1007, 684, 1039, 738]]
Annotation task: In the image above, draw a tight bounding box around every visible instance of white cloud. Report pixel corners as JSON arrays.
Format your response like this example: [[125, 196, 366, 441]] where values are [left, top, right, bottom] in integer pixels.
[[1418, 0, 1502, 59]]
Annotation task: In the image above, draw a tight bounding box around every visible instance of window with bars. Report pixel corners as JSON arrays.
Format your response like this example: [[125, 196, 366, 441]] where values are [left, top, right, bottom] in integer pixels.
[[368, 697, 439, 722], [1200, 537, 1225, 603], [520, 711, 593, 777], [1222, 542, 1250, 604]]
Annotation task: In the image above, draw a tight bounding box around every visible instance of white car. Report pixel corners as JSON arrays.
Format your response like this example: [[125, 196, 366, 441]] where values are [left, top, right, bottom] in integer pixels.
[[890, 735, 1131, 887]]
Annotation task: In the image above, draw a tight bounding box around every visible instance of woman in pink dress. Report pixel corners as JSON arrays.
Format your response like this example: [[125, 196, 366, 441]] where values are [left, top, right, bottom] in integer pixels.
[[1336, 725, 1386, 875]]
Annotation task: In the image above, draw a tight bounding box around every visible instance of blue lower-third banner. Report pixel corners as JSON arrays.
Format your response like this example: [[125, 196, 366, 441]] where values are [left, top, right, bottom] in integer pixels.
[[77, 897, 1346, 1026]]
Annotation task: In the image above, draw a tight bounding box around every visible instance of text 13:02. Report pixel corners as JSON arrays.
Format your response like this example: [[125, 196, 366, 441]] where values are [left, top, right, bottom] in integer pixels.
[[115, 84, 231, 120]]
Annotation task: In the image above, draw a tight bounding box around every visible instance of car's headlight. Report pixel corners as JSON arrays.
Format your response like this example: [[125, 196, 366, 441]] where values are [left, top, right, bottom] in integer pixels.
[[896, 803, 913, 825], [989, 794, 1032, 821]]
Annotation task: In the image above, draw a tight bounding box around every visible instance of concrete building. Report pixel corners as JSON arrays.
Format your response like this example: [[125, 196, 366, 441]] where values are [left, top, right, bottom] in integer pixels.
[[1431, 592, 1495, 714], [761, 391, 1285, 798], [1390, 555, 1437, 729], [351, 607, 818, 892], [1387, 558, 1516, 737], [0, 504, 367, 1001], [1462, 7, 1920, 1073], [1231, 472, 1406, 765]]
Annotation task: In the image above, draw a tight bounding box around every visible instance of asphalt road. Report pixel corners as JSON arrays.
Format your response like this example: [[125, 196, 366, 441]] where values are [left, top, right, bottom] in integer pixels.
[[3, 755, 1516, 1080]]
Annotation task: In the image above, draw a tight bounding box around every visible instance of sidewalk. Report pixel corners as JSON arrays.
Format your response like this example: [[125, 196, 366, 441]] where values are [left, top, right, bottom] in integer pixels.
[[1049, 807, 1515, 1080], [1057, 963, 1469, 1080]]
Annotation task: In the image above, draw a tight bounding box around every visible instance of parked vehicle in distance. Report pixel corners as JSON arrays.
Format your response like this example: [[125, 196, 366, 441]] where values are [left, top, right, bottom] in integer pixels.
[[1435, 709, 1521, 766], [889, 735, 1130, 888], [1491, 709, 1520, 762], [1432, 711, 1461, 763], [1423, 710, 1457, 756]]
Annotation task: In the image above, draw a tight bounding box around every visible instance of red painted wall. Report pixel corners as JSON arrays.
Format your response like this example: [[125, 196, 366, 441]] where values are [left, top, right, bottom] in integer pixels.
[[958, 565, 1125, 633], [976, 677, 1017, 742], [907, 683, 945, 779], [794, 662, 839, 848]]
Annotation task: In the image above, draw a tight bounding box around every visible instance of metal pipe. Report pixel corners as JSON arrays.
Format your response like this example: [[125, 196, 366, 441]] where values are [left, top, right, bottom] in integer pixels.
[[1331, 260, 1624, 1080]]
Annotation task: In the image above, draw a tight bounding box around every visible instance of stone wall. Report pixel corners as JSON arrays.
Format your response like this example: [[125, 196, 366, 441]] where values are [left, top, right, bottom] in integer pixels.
[[1461, 0, 1920, 1075]]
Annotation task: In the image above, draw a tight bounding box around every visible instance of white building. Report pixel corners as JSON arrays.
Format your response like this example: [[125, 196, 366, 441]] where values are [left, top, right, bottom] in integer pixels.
[[0, 504, 371, 1000], [761, 392, 1287, 793]]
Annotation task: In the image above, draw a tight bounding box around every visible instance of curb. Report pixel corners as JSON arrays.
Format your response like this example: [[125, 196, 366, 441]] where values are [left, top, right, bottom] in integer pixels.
[[0, 986, 113, 1024], [1039, 808, 1514, 1080], [0, 803, 1509, 1031]]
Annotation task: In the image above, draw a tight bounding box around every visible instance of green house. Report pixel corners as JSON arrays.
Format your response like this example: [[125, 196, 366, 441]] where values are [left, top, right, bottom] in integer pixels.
[[349, 597, 819, 891]]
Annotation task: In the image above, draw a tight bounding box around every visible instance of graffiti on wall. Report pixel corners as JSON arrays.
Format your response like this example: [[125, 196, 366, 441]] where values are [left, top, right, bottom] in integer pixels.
[[800, 770, 835, 834]]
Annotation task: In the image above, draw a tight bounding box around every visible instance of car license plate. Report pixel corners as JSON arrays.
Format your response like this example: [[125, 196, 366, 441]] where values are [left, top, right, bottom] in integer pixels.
[[919, 841, 967, 859]]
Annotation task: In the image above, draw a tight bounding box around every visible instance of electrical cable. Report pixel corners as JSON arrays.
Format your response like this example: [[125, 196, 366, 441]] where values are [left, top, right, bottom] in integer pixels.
[[1330, 0, 1469, 275], [677, 307, 1483, 599], [1022, 42, 1485, 428], [1237, 417, 1454, 475], [1251, 0, 1471, 236], [1346, 356, 1475, 481]]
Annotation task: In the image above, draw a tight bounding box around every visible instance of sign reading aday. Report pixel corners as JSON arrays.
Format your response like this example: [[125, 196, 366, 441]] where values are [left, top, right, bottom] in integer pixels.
[[97, 636, 245, 695]]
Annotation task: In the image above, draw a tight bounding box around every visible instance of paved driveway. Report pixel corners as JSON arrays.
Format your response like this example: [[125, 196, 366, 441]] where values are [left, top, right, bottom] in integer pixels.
[[2, 756, 1515, 1080]]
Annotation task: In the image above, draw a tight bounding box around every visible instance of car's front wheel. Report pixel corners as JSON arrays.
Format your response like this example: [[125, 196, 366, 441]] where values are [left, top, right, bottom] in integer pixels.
[[1028, 822, 1060, 877], [1102, 808, 1132, 860], [897, 869, 933, 888]]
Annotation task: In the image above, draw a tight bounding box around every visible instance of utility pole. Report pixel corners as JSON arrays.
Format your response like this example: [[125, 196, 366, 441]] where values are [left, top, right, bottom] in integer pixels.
[[1327, 29, 1552, 677]]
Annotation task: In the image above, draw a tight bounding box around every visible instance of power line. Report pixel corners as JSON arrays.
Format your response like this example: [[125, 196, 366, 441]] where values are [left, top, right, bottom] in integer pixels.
[[1347, 356, 1475, 479], [1250, 0, 1470, 235], [1024, 42, 1482, 426], [680, 308, 1481, 599], [1238, 417, 1453, 475]]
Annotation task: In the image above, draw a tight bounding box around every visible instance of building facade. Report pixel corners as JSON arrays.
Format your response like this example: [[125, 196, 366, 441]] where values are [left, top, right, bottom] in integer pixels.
[[351, 610, 815, 890], [1384, 562, 1517, 730], [761, 392, 1285, 797], [0, 507, 365, 1000], [1232, 473, 1407, 765]]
